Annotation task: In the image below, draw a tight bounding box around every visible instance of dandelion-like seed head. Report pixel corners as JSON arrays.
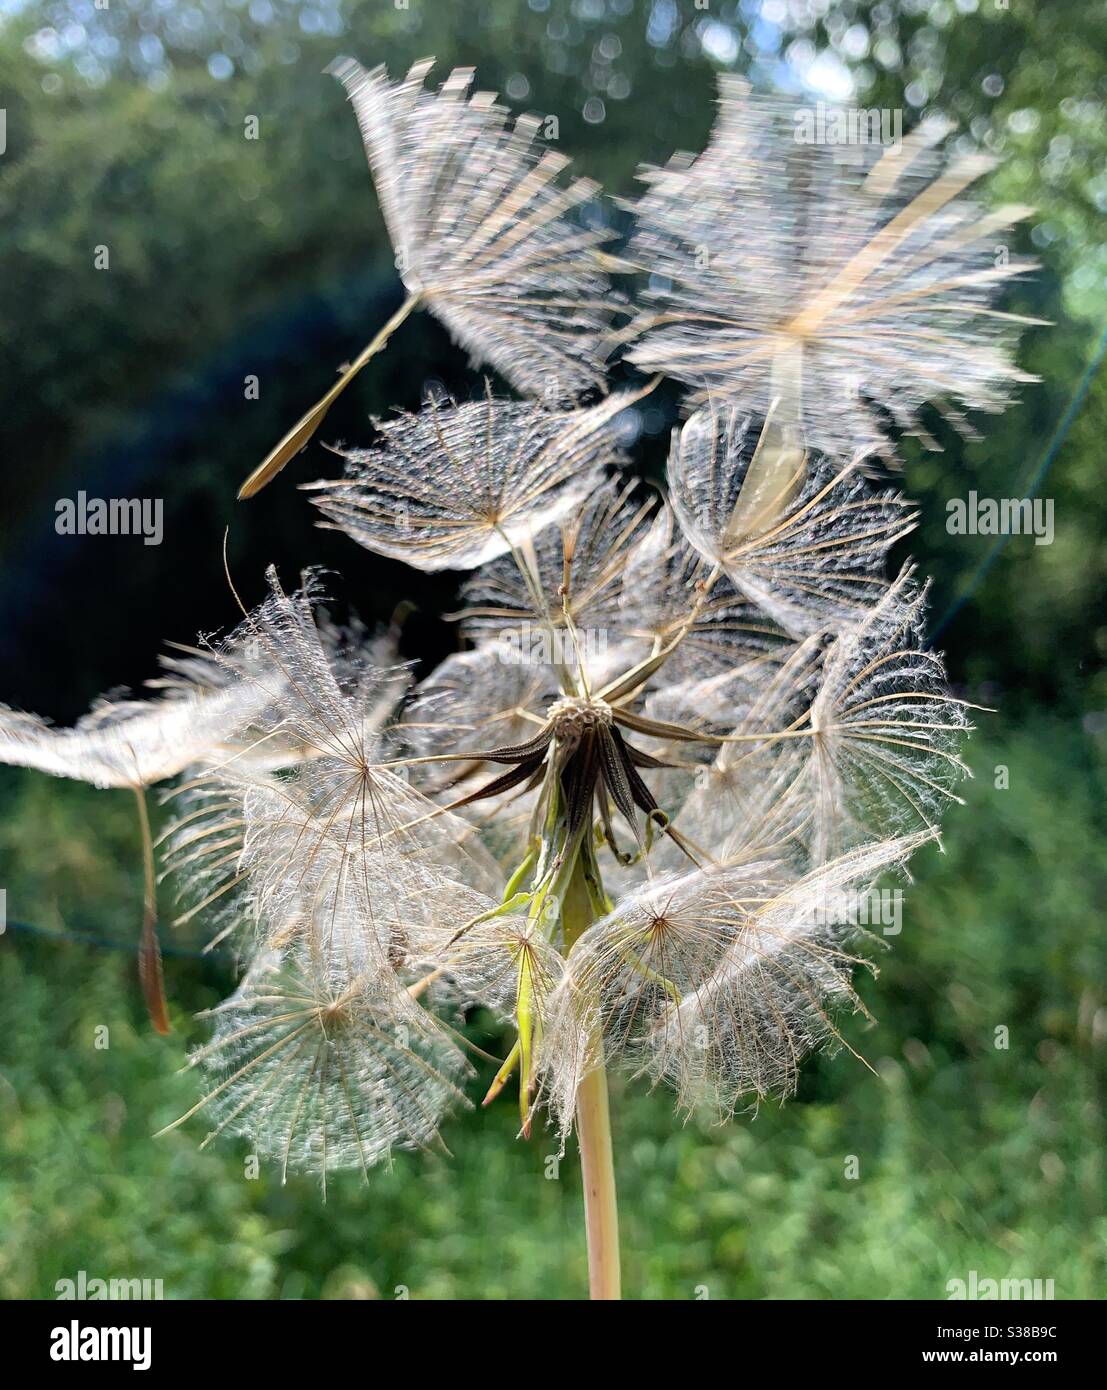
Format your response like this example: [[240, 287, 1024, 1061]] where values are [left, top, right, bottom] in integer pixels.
[[4, 59, 1030, 1220]]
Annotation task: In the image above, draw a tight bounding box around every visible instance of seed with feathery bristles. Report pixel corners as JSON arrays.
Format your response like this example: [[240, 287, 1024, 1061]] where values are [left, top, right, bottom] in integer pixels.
[[624, 76, 1039, 458], [547, 834, 931, 1131], [162, 947, 471, 1194], [333, 57, 617, 402], [667, 407, 918, 637], [305, 387, 647, 574], [238, 56, 621, 498]]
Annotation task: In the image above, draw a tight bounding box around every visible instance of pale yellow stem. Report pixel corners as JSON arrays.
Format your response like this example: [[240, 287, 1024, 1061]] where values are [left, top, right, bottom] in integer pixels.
[[564, 854, 621, 1300], [238, 292, 421, 499], [575, 1053, 621, 1299]]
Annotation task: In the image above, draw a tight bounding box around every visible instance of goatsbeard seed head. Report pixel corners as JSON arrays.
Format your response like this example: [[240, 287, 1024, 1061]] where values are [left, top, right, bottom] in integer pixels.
[[547, 695, 614, 740]]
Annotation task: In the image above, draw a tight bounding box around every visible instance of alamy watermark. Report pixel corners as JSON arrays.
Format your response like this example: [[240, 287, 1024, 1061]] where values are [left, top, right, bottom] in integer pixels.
[[55, 492, 164, 546], [946, 493, 1054, 546], [946, 1270, 1056, 1300], [803, 886, 903, 935], [496, 624, 609, 668], [794, 102, 903, 152], [50, 1321, 152, 1371], [55, 1270, 164, 1300]]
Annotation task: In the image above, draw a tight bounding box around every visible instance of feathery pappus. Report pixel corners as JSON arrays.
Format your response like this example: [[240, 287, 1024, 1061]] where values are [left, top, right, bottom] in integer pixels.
[[4, 66, 1034, 1289]]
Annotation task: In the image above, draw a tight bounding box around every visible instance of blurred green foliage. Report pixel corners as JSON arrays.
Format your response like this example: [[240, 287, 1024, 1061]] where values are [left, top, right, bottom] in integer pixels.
[[1, 713, 1103, 1299], [0, 0, 1104, 1299]]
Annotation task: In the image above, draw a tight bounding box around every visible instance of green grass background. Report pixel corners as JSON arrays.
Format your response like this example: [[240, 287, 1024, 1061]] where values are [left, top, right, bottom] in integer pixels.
[[2, 717, 1102, 1300]]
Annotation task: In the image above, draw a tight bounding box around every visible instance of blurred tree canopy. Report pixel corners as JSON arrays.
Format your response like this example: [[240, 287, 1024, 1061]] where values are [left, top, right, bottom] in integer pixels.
[[0, 0, 1103, 720]]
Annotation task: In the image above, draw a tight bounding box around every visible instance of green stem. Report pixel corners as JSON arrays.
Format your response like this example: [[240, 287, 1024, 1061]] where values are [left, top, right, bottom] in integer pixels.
[[563, 853, 621, 1300]]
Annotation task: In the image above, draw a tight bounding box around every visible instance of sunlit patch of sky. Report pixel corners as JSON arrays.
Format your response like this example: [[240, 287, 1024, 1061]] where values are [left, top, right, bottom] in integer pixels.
[[12, 0, 355, 85], [0, 0, 1090, 157], [9, 0, 856, 101], [799, 48, 855, 100], [646, 0, 678, 50], [691, 1, 858, 103], [698, 19, 740, 67]]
